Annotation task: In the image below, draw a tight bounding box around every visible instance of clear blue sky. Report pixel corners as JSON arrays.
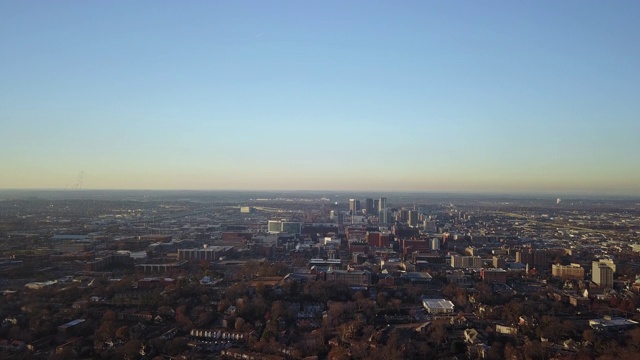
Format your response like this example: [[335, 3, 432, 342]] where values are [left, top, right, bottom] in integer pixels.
[[1, 1, 639, 194]]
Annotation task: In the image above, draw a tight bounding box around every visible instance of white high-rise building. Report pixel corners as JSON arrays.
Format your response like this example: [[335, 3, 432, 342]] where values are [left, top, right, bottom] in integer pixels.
[[349, 199, 357, 215], [378, 197, 388, 224], [592, 260, 615, 288]]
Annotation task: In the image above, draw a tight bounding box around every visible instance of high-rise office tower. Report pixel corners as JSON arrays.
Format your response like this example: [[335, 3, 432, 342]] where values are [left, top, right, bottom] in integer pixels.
[[378, 197, 388, 224], [349, 199, 357, 215], [365, 198, 374, 215], [408, 210, 419, 227], [400, 209, 409, 223]]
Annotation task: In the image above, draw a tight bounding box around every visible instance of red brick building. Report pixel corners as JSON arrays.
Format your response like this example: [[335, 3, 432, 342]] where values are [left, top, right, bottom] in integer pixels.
[[481, 268, 507, 283]]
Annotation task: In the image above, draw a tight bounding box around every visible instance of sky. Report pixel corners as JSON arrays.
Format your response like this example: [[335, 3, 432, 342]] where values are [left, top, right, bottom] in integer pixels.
[[1, 1, 639, 195]]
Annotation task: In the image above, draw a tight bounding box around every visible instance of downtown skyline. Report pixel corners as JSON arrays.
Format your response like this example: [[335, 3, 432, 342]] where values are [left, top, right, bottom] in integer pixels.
[[1, 1, 639, 195]]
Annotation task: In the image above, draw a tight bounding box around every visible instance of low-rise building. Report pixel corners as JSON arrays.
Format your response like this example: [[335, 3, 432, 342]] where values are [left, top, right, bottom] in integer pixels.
[[481, 268, 507, 283], [24, 280, 57, 290], [422, 298, 455, 314], [589, 316, 639, 332], [177, 246, 233, 261], [325, 269, 372, 286]]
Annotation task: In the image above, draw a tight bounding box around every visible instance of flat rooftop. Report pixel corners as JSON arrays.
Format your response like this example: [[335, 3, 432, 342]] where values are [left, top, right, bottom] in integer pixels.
[[589, 317, 639, 330], [422, 298, 455, 310]]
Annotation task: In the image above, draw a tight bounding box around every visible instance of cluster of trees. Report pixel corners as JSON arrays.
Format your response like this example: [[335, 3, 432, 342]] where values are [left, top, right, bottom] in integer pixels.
[[7, 251, 640, 360], [237, 261, 289, 279]]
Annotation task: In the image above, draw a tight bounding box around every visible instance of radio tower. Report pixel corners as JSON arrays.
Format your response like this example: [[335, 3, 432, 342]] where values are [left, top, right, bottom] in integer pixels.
[[72, 171, 84, 190]]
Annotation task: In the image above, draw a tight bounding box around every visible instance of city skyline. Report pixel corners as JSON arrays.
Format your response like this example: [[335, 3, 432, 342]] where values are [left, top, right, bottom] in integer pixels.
[[1, 1, 639, 195]]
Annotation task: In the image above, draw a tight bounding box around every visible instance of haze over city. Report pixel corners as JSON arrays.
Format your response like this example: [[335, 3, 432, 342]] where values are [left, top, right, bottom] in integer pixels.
[[1, 1, 639, 195], [3, 3, 640, 357]]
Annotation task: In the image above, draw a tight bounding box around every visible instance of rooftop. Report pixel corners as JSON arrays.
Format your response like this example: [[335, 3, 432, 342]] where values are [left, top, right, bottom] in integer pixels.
[[589, 317, 639, 330], [422, 298, 455, 310], [58, 319, 85, 330]]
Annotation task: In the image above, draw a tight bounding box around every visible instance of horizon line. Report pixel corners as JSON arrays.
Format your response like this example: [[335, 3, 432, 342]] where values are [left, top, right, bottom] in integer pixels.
[[1, 187, 639, 198]]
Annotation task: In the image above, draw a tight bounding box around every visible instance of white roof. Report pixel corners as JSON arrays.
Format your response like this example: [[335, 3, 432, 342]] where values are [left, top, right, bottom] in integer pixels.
[[589, 317, 638, 328], [423, 298, 455, 310]]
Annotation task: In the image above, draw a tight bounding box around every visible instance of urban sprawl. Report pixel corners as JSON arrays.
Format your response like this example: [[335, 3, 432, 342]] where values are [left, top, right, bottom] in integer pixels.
[[0, 191, 639, 360]]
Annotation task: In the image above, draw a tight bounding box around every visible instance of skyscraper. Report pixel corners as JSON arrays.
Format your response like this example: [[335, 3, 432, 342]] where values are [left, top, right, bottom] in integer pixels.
[[399, 208, 409, 223], [378, 197, 388, 224], [365, 198, 374, 215], [349, 199, 357, 215], [408, 210, 419, 227]]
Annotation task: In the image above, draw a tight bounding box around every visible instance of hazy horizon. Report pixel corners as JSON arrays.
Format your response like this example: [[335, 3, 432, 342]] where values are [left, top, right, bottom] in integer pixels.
[[2, 1, 639, 195], [1, 188, 639, 200]]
